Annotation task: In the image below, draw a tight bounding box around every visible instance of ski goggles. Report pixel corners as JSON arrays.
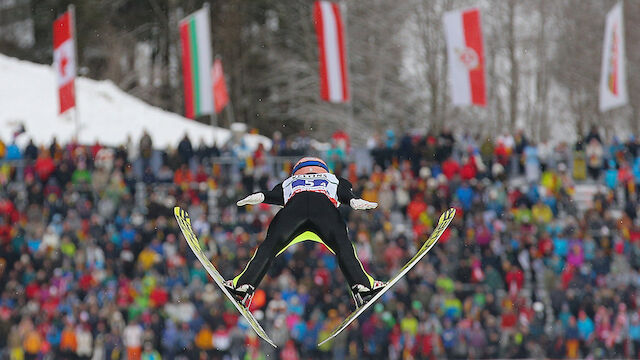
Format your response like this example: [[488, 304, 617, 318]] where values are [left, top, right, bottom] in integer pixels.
[[292, 160, 329, 174]]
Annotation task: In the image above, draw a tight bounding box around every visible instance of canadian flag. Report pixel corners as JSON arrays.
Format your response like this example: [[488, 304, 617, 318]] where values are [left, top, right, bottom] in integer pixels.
[[53, 10, 76, 114], [443, 8, 486, 107], [313, 1, 349, 103]]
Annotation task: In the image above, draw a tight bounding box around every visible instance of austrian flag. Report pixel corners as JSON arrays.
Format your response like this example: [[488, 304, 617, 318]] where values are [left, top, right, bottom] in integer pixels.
[[443, 8, 486, 107], [313, 1, 349, 103], [53, 10, 76, 114]]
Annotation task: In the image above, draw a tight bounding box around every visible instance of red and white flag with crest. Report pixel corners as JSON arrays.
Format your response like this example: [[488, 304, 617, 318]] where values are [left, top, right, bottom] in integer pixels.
[[443, 8, 486, 107], [313, 1, 349, 103], [599, 2, 627, 112], [53, 9, 76, 114]]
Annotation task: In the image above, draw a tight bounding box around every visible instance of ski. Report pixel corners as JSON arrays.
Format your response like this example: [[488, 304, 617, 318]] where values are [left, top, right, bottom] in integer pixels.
[[173, 207, 277, 348], [317, 208, 456, 347]]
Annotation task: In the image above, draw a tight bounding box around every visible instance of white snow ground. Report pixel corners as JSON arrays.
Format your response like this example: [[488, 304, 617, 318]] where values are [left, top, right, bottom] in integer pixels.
[[0, 54, 270, 150]]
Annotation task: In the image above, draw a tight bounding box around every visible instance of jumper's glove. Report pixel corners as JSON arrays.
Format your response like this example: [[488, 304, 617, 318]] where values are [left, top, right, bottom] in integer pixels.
[[237, 193, 265, 206], [350, 198, 378, 210]]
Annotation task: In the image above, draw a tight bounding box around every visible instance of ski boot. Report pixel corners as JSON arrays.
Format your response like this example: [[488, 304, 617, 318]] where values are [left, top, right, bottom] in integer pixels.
[[223, 280, 256, 308], [351, 280, 387, 308]]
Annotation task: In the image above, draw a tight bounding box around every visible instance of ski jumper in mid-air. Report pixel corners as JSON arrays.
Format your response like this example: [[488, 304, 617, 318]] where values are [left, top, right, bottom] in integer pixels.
[[225, 157, 386, 309]]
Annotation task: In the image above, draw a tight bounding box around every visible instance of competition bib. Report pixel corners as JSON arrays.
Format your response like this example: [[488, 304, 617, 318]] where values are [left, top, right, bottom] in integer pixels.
[[282, 173, 340, 206]]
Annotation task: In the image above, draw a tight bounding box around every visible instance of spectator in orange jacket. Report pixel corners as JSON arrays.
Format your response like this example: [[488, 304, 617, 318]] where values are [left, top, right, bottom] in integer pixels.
[[173, 163, 193, 186]]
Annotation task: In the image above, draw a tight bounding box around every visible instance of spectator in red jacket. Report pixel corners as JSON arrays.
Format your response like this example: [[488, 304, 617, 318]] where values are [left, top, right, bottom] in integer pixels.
[[505, 264, 524, 292], [441, 156, 460, 180], [34, 152, 55, 182], [460, 156, 477, 181]]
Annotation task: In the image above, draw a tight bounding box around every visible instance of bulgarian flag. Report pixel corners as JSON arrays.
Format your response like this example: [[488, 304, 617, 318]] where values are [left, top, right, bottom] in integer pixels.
[[179, 7, 214, 119], [443, 8, 486, 107], [53, 9, 76, 115]]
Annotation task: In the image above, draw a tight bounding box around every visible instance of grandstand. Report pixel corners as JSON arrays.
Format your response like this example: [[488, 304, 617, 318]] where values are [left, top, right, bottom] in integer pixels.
[[2, 126, 639, 359]]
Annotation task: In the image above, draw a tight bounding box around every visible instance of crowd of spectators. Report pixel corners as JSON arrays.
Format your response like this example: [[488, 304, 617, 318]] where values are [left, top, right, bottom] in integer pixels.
[[1, 125, 640, 359]]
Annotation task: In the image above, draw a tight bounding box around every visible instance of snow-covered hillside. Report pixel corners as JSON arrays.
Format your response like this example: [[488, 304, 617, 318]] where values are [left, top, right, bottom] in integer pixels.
[[0, 54, 270, 150]]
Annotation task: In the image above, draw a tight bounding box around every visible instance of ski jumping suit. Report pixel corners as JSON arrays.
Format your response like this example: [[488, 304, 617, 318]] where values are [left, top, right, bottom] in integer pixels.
[[232, 172, 374, 289]]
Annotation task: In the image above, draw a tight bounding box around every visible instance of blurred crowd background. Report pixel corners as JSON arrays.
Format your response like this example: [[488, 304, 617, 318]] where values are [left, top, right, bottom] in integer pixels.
[[2, 126, 640, 359]]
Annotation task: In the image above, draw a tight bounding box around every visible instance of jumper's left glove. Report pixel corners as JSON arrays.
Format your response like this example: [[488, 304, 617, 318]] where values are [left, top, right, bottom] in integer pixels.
[[350, 198, 378, 210], [237, 193, 265, 206]]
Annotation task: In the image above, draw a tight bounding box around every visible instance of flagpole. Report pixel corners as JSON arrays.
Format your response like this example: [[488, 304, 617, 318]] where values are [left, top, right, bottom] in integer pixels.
[[70, 4, 80, 142], [340, 0, 355, 142], [225, 98, 236, 126], [204, 2, 218, 135], [220, 56, 236, 127]]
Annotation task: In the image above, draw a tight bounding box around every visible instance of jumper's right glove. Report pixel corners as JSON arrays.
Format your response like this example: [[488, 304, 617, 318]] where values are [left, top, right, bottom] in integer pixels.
[[236, 193, 265, 206], [350, 198, 378, 210]]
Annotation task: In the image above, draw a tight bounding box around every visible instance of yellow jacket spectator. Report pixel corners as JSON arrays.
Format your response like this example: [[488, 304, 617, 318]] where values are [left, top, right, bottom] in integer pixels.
[[532, 201, 553, 224], [541, 171, 561, 194], [8, 328, 24, 360], [138, 247, 157, 271], [360, 181, 379, 203], [400, 314, 419, 337], [60, 236, 76, 258], [23, 329, 42, 355], [194, 324, 214, 350]]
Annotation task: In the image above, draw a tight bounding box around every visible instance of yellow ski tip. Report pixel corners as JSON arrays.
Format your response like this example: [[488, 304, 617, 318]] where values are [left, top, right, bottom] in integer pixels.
[[174, 207, 191, 224], [441, 208, 456, 222]]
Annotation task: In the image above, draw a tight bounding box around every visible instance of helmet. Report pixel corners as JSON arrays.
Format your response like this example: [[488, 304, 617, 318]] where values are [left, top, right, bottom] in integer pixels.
[[292, 157, 329, 175]]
